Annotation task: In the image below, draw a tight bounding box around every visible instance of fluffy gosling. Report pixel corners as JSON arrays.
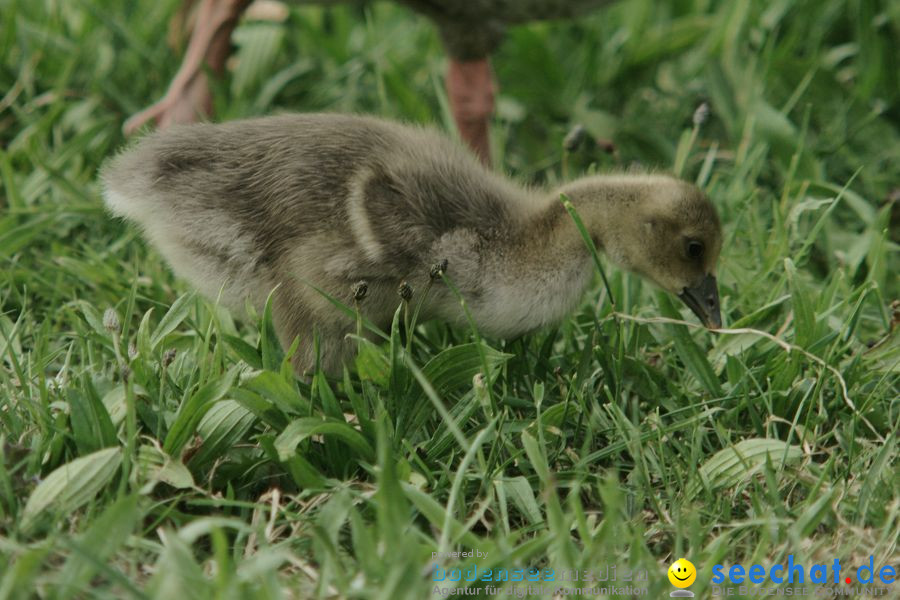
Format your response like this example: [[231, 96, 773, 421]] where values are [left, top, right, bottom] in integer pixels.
[[101, 113, 722, 374]]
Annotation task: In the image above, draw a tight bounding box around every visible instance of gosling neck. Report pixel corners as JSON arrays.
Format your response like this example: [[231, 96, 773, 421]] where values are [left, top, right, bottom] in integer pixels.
[[509, 181, 628, 268], [452, 177, 643, 338]]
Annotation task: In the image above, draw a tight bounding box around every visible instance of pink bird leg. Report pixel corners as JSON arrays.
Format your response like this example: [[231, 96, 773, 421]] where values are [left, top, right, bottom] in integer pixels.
[[446, 58, 495, 165], [123, 0, 251, 134]]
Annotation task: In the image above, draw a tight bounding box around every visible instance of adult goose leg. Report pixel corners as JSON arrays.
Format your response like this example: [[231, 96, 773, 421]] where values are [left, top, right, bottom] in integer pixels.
[[124, 0, 252, 134], [446, 57, 495, 166]]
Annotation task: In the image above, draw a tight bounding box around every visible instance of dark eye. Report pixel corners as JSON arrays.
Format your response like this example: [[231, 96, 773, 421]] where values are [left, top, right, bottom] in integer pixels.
[[686, 240, 704, 259]]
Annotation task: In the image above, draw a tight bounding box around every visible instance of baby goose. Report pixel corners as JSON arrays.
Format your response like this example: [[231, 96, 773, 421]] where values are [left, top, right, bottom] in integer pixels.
[[102, 113, 722, 375]]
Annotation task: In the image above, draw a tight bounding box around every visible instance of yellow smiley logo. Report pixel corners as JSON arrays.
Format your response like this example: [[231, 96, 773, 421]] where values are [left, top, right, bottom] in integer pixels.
[[668, 558, 697, 588]]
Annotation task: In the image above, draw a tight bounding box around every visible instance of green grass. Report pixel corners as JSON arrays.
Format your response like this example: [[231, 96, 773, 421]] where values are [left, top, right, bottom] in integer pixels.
[[1, 0, 898, 597]]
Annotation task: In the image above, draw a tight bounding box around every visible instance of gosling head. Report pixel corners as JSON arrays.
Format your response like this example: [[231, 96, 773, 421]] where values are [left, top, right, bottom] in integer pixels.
[[564, 174, 723, 328]]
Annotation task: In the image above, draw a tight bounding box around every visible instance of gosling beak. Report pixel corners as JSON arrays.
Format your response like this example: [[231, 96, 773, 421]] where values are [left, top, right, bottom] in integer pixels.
[[678, 274, 721, 329]]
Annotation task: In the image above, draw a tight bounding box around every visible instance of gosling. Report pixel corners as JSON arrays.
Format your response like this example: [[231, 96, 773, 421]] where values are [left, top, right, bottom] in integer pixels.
[[101, 113, 722, 375]]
